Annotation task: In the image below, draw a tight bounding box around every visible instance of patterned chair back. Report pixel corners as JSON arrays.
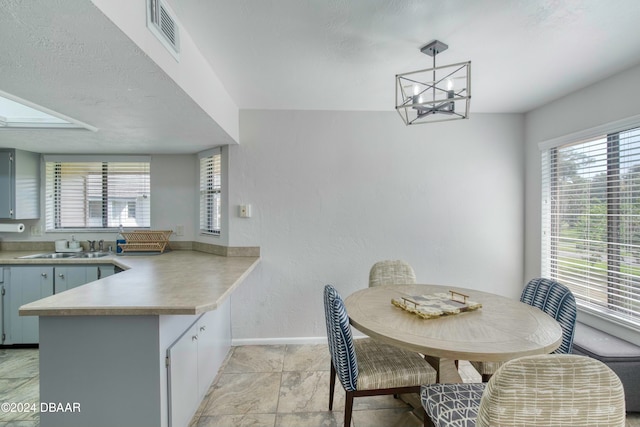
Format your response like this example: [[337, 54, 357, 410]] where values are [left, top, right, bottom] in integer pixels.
[[520, 278, 577, 354], [369, 260, 416, 287], [477, 354, 626, 427], [323, 285, 358, 392]]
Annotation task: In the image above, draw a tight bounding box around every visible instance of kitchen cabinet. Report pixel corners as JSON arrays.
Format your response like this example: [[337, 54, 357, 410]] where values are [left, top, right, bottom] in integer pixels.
[[54, 266, 99, 293], [2, 264, 120, 344], [3, 266, 54, 344], [167, 307, 230, 427], [167, 322, 199, 427], [98, 264, 116, 279], [0, 148, 40, 219]]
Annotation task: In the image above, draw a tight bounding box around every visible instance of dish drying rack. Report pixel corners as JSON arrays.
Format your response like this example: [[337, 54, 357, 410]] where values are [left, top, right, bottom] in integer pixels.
[[119, 230, 173, 253]]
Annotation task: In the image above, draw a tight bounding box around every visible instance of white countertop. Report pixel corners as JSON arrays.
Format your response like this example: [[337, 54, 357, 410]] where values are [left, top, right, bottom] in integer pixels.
[[0, 250, 259, 316]]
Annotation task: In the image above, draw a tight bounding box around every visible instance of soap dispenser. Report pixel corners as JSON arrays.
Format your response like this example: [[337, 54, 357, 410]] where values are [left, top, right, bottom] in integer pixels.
[[116, 225, 125, 254]]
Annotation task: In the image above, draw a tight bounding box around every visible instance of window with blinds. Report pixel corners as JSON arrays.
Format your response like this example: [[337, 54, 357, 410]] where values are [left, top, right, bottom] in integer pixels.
[[45, 158, 150, 230], [541, 126, 640, 328], [199, 150, 221, 235]]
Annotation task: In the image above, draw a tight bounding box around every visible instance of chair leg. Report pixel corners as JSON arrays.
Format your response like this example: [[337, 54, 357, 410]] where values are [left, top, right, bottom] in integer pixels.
[[329, 362, 336, 410], [423, 406, 432, 427], [344, 391, 354, 427], [482, 373, 492, 382]]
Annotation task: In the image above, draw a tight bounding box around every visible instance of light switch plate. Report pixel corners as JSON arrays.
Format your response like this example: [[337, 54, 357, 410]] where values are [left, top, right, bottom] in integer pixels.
[[239, 204, 252, 218]]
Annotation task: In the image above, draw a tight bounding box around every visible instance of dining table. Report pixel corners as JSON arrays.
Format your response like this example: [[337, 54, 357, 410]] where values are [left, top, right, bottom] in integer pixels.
[[344, 284, 563, 365]]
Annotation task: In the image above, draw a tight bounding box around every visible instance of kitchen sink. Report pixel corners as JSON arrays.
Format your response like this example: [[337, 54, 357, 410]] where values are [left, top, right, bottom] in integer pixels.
[[18, 252, 80, 259], [17, 252, 111, 259], [75, 252, 110, 258]]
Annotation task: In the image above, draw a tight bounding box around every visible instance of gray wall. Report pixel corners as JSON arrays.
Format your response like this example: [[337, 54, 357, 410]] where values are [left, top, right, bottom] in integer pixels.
[[228, 110, 525, 342]]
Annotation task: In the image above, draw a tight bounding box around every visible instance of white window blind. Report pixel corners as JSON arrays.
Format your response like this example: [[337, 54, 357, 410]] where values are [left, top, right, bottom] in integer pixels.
[[45, 159, 150, 230], [541, 126, 640, 328], [199, 151, 221, 235]]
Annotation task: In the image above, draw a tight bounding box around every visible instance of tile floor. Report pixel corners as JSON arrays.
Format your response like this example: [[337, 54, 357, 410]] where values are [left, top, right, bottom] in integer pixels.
[[0, 345, 639, 427]]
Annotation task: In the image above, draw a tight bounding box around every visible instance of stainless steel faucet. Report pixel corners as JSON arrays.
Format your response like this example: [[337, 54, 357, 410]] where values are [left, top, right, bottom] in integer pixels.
[[98, 240, 104, 252], [87, 240, 96, 252]]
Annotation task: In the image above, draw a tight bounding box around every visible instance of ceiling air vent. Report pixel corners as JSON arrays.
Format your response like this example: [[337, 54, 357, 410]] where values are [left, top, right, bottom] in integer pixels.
[[147, 0, 180, 60]]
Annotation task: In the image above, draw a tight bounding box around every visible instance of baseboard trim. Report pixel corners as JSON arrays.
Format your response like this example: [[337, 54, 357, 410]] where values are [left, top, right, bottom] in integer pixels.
[[232, 337, 327, 346]]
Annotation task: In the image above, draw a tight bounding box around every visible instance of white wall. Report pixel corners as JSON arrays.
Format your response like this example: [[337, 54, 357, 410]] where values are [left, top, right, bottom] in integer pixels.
[[228, 110, 525, 341], [524, 63, 640, 280], [524, 63, 640, 343], [0, 154, 198, 244], [90, 0, 239, 143]]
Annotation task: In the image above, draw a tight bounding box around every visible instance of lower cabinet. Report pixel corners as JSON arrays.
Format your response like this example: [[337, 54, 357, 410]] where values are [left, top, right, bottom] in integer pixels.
[[2, 266, 54, 344], [166, 306, 230, 427], [1, 264, 120, 344], [167, 322, 200, 427], [54, 266, 99, 293]]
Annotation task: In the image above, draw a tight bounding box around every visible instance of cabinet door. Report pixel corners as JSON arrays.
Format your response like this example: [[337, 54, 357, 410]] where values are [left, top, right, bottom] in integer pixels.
[[1, 267, 6, 343], [5, 266, 54, 344], [196, 301, 231, 399], [54, 266, 95, 293], [0, 151, 13, 219], [98, 265, 116, 279], [167, 323, 199, 427]]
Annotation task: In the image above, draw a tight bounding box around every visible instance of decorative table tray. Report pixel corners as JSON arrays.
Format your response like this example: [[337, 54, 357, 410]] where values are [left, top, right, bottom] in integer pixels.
[[391, 290, 482, 319]]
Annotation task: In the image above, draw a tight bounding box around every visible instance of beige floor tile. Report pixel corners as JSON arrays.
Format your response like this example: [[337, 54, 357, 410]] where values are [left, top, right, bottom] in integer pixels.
[[627, 412, 640, 427], [352, 407, 421, 427], [276, 411, 343, 427], [0, 350, 39, 379], [0, 421, 40, 426], [224, 346, 286, 373], [202, 372, 281, 415], [196, 413, 276, 427], [283, 344, 330, 372], [278, 371, 344, 413]]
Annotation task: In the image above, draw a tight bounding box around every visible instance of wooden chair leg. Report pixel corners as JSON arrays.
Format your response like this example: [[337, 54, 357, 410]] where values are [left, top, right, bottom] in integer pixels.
[[329, 362, 336, 410], [482, 373, 492, 382], [344, 391, 354, 427]]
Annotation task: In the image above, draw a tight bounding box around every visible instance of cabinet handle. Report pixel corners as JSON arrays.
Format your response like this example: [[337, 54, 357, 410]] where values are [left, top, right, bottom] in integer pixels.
[[41, 273, 48, 278], [58, 274, 65, 279], [200, 326, 206, 332], [192, 335, 198, 342]]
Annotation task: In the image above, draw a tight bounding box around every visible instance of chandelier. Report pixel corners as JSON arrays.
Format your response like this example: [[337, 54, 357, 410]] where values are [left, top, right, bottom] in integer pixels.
[[395, 40, 471, 125]]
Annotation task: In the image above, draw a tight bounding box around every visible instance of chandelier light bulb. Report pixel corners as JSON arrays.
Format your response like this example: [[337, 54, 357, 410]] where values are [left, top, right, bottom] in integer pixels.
[[446, 78, 454, 91]]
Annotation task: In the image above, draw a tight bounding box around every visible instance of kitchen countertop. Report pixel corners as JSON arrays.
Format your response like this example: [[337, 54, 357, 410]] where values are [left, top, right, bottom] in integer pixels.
[[0, 250, 259, 316]]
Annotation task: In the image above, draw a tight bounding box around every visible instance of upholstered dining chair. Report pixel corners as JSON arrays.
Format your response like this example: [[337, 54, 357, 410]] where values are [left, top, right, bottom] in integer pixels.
[[470, 277, 577, 381], [368, 260, 416, 287], [323, 285, 437, 427], [421, 354, 626, 427]]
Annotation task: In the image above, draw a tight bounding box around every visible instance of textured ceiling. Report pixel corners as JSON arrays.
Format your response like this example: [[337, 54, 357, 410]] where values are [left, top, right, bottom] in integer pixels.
[[0, 0, 234, 154], [2, 0, 640, 154], [169, 0, 640, 113]]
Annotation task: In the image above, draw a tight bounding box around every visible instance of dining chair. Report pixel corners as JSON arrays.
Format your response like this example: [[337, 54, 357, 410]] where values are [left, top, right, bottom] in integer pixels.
[[470, 277, 577, 381], [323, 285, 437, 427], [368, 260, 416, 287], [421, 354, 626, 427]]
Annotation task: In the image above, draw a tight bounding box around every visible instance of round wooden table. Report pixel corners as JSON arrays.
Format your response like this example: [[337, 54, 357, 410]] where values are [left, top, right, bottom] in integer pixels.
[[344, 284, 563, 362]]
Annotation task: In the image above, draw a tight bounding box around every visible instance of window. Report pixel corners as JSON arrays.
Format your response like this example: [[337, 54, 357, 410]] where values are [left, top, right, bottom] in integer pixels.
[[541, 125, 640, 329], [199, 149, 221, 235], [44, 156, 150, 230]]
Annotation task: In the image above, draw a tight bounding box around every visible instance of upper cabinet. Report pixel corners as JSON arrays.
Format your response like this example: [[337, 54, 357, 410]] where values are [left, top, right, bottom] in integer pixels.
[[0, 149, 40, 219]]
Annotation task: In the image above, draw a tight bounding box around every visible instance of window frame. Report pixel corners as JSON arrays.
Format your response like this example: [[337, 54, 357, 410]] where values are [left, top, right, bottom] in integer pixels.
[[540, 116, 640, 331], [43, 155, 151, 232], [198, 148, 222, 236]]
